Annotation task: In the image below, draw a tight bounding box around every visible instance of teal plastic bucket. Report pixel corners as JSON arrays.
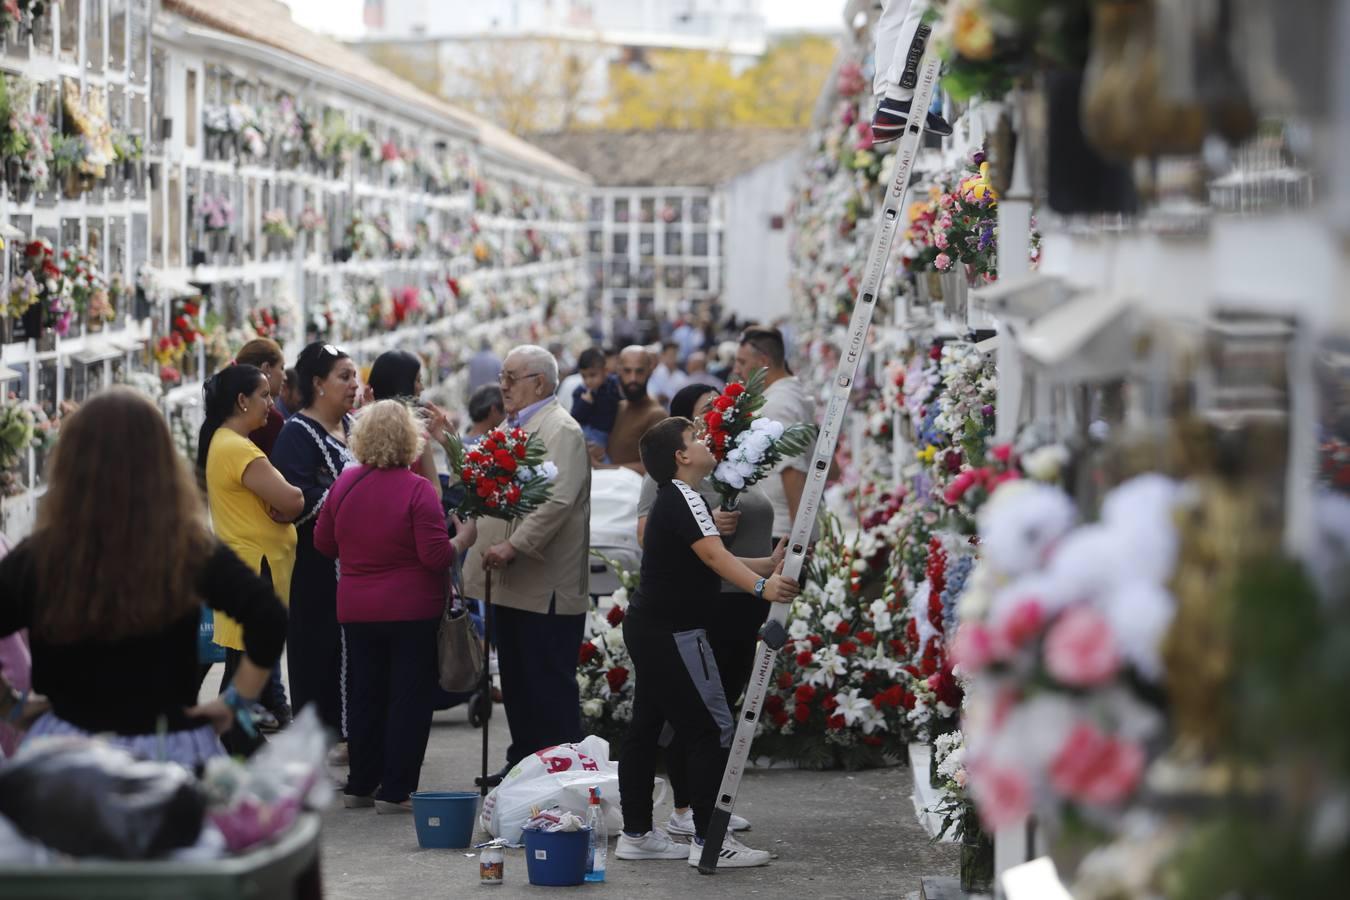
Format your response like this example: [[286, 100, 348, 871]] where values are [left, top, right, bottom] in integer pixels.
[[523, 827, 592, 887], [410, 792, 479, 849]]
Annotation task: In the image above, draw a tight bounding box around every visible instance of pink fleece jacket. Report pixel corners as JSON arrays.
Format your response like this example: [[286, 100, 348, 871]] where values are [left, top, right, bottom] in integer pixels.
[[314, 465, 454, 623]]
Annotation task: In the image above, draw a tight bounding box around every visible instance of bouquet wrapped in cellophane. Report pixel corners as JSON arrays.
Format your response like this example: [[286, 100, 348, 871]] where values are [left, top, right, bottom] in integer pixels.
[[442, 426, 557, 521], [701, 368, 818, 511]]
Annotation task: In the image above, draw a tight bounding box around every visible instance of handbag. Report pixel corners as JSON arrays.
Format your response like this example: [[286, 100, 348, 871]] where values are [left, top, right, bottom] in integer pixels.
[[437, 575, 483, 693]]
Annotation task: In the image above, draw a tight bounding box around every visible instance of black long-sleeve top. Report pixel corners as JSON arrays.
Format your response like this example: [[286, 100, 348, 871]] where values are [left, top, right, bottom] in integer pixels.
[[0, 541, 287, 735]]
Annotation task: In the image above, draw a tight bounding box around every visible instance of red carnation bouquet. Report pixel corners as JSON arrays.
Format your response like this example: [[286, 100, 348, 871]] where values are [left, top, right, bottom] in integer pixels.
[[702, 367, 818, 510], [442, 427, 557, 521]]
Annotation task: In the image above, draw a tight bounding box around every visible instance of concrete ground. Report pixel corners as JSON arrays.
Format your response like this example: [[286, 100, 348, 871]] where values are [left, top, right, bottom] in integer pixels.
[[315, 704, 959, 899]]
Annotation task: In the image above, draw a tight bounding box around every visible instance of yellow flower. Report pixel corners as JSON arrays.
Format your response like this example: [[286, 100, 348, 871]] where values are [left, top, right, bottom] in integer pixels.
[[917, 445, 938, 464], [953, 6, 996, 62]]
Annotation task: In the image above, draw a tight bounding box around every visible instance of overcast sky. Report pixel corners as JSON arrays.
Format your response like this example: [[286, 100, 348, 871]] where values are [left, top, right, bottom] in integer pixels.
[[285, 0, 847, 37]]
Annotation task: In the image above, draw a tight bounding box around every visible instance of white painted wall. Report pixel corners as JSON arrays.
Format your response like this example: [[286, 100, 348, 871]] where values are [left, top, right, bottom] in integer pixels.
[[722, 150, 801, 323]]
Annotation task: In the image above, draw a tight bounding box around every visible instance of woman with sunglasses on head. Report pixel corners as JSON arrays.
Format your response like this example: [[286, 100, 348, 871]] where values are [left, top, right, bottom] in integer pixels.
[[197, 364, 303, 750], [271, 342, 360, 745]]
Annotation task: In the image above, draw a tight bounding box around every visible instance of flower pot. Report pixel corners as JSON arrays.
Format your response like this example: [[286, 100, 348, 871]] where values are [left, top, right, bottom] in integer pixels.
[[959, 807, 994, 894], [13, 178, 33, 204], [62, 170, 83, 199], [122, 159, 135, 181]]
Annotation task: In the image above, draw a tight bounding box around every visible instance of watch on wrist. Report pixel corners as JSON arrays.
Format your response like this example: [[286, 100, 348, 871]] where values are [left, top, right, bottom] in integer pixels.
[[754, 577, 767, 600]]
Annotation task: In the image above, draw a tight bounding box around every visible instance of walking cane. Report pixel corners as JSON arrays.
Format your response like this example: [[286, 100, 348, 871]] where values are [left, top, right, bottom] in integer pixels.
[[475, 574, 497, 797]]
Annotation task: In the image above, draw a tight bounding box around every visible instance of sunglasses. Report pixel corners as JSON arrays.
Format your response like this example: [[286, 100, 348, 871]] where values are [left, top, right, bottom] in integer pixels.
[[321, 343, 347, 358]]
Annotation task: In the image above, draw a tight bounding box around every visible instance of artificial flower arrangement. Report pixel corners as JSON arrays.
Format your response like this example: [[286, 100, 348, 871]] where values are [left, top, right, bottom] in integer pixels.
[[262, 208, 296, 242], [577, 552, 637, 748], [953, 476, 1183, 835], [441, 427, 557, 521], [0, 397, 54, 474], [380, 140, 407, 182], [246, 305, 283, 343], [0, 74, 53, 193], [297, 206, 326, 236], [60, 79, 115, 180], [59, 247, 107, 318], [20, 239, 72, 336], [201, 193, 236, 233], [702, 368, 818, 510]]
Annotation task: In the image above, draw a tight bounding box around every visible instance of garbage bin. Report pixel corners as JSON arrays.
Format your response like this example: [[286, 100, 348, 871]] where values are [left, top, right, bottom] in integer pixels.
[[0, 812, 322, 899]]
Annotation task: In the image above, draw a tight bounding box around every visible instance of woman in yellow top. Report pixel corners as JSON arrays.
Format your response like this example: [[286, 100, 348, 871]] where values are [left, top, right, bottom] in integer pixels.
[[196, 364, 304, 750]]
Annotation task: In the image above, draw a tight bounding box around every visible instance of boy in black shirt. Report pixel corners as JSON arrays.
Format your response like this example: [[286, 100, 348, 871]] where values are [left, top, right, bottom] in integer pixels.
[[616, 417, 800, 869]]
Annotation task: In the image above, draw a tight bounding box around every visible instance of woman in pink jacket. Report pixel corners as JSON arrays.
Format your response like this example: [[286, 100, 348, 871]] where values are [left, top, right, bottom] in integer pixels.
[[316, 400, 477, 812]]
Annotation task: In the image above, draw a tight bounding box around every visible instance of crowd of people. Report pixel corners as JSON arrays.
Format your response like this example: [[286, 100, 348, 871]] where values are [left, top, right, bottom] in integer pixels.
[[0, 316, 819, 868]]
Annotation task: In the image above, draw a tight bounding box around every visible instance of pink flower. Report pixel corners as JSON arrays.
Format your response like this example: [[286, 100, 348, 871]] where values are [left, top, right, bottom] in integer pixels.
[[970, 762, 1032, 831], [934, 230, 949, 250], [1000, 598, 1045, 649], [943, 470, 978, 505], [951, 622, 1000, 672], [855, 121, 875, 151], [991, 444, 1013, 463], [1044, 606, 1120, 687], [934, 252, 952, 271], [1049, 723, 1145, 806]]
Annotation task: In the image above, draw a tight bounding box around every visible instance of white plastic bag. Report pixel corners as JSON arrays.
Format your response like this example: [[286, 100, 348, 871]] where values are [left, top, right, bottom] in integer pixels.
[[479, 736, 663, 843]]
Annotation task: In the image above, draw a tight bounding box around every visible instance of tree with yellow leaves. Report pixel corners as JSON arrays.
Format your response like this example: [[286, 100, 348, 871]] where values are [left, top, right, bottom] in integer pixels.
[[603, 36, 837, 131]]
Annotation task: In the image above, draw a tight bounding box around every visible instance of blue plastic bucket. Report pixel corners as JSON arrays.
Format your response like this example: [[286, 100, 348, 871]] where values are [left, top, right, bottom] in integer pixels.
[[410, 792, 479, 849], [522, 827, 592, 887]]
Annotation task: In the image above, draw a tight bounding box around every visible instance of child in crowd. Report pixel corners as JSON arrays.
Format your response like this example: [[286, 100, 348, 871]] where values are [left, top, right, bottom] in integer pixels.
[[570, 347, 622, 459], [615, 417, 800, 869]]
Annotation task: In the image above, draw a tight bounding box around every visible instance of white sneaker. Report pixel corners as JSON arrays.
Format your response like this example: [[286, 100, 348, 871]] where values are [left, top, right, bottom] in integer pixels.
[[614, 829, 688, 860], [667, 808, 751, 836], [688, 834, 771, 869]]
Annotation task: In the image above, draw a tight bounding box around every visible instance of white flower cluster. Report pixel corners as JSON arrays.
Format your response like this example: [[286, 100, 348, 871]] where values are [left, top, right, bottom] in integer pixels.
[[518, 461, 559, 484], [933, 343, 996, 440], [713, 417, 786, 490]]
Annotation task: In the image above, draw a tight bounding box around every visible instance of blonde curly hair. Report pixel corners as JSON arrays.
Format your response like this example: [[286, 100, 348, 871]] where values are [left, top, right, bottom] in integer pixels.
[[350, 399, 424, 469]]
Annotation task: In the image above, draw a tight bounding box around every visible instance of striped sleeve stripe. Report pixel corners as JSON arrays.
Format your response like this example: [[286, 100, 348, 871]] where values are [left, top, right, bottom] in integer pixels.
[[674, 480, 719, 538]]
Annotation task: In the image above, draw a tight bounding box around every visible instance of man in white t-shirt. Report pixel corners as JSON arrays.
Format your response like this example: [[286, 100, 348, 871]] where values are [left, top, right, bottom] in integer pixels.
[[648, 341, 689, 409], [733, 326, 815, 540]]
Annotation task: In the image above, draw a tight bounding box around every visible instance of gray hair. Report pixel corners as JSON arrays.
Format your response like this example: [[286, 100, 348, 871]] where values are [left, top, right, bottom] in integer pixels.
[[507, 344, 559, 390]]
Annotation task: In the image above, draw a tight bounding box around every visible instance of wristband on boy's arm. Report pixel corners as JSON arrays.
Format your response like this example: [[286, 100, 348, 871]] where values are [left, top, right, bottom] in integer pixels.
[[221, 684, 259, 738]]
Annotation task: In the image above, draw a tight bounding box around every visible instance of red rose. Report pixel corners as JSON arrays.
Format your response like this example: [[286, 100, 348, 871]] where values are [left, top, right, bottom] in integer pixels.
[[858, 631, 876, 646], [770, 709, 790, 728], [468, 451, 486, 465], [704, 411, 723, 430], [838, 640, 857, 657], [793, 703, 811, 724], [776, 672, 793, 690], [808, 635, 823, 648], [606, 666, 629, 693], [826, 714, 846, 731], [794, 685, 816, 704], [494, 450, 517, 472], [834, 621, 850, 637], [513, 442, 527, 459], [821, 694, 839, 712], [506, 485, 522, 504], [764, 694, 785, 714], [460, 467, 473, 482], [713, 396, 734, 411], [725, 383, 745, 397], [795, 650, 814, 667], [578, 641, 598, 664], [476, 480, 495, 498], [606, 605, 625, 627], [511, 428, 526, 440]]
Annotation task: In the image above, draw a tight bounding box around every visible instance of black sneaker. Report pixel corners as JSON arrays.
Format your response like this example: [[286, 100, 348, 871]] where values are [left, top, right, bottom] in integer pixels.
[[871, 97, 953, 143]]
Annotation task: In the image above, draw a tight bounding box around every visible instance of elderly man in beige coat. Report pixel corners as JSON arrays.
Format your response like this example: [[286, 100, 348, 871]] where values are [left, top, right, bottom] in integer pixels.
[[465, 345, 591, 777]]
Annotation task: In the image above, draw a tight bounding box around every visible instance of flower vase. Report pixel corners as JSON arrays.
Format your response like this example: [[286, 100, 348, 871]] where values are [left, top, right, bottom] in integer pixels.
[[958, 806, 994, 894], [936, 270, 967, 319], [62, 170, 83, 199]]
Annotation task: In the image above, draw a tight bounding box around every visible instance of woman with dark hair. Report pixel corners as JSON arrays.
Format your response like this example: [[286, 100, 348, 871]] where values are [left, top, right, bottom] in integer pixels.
[[271, 342, 360, 742], [198, 365, 303, 746], [367, 349, 450, 488], [235, 338, 287, 454], [0, 388, 287, 768], [632, 381, 775, 840]]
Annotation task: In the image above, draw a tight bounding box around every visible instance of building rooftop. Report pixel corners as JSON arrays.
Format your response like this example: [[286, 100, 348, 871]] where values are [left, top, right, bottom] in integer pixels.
[[532, 129, 804, 188], [162, 0, 590, 183]]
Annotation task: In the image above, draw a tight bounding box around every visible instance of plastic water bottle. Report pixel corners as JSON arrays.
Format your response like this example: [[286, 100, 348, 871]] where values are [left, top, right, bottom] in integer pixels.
[[584, 786, 607, 883]]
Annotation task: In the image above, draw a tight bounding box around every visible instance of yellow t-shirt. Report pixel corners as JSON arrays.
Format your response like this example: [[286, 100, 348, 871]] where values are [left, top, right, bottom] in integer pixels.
[[206, 428, 297, 651]]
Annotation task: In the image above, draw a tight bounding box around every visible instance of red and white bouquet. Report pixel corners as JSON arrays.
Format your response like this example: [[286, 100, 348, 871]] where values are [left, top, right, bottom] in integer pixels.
[[443, 427, 557, 521], [702, 368, 818, 510]]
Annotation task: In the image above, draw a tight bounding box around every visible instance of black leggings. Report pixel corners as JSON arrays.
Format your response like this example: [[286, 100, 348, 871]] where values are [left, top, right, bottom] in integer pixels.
[[618, 611, 734, 840]]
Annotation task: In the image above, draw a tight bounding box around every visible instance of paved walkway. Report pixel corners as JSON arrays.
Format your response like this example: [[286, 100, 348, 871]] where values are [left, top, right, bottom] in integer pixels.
[[317, 706, 958, 898]]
